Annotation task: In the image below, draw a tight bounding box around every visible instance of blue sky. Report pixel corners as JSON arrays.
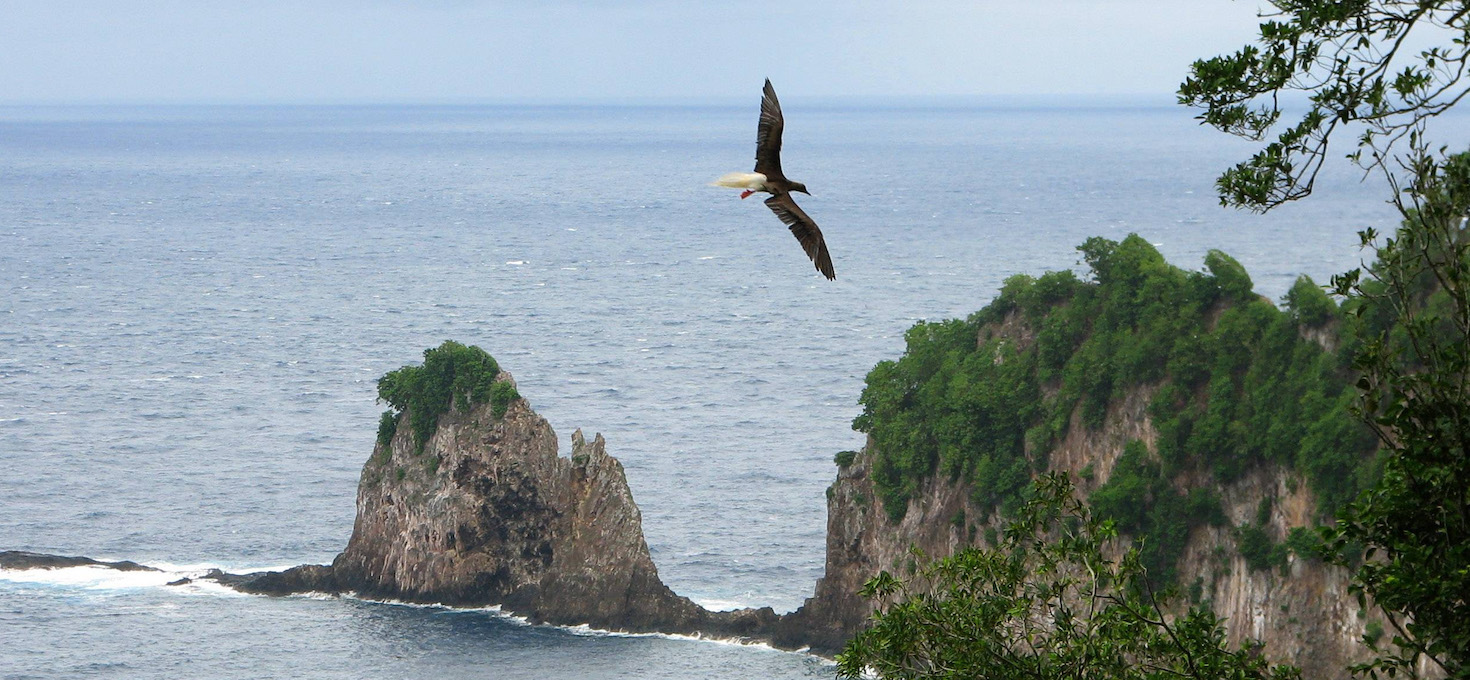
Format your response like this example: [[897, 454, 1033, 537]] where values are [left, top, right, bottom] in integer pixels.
[[1, 1, 1270, 103]]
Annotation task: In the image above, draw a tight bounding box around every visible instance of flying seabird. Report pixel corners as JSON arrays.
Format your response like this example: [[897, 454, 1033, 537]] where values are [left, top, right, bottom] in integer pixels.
[[712, 79, 836, 280]]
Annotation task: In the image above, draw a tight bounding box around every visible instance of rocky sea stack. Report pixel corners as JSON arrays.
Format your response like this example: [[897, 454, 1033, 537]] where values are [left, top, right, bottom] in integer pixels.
[[224, 349, 782, 643], [328, 371, 712, 630]]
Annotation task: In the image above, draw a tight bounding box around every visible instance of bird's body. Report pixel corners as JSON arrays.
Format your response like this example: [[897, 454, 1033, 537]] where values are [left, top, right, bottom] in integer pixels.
[[711, 79, 835, 280]]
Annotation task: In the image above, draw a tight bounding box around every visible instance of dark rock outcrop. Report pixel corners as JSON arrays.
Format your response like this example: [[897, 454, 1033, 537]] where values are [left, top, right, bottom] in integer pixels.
[[0, 550, 157, 573]]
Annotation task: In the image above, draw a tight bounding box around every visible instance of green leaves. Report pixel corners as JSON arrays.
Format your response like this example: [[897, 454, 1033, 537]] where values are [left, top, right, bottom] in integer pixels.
[[1205, 249, 1255, 302], [1322, 149, 1470, 678], [376, 341, 506, 457], [490, 380, 520, 419], [375, 410, 398, 450], [1181, 0, 1470, 211], [854, 235, 1370, 542]]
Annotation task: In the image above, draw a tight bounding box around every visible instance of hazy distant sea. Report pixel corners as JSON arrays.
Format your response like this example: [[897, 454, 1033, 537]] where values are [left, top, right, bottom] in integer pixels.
[[0, 101, 1453, 678]]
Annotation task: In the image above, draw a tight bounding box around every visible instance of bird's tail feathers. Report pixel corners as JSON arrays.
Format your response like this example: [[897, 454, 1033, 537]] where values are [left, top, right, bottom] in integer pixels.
[[710, 172, 767, 190]]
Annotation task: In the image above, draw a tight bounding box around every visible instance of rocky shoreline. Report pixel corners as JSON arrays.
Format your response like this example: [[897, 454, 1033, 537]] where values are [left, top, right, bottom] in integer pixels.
[[1, 363, 1373, 672], [2, 373, 836, 653]]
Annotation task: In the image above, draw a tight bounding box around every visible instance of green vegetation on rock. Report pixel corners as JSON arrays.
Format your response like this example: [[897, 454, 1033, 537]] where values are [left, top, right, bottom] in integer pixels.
[[857, 235, 1371, 518], [377, 341, 510, 456], [1090, 440, 1226, 586], [853, 235, 1376, 583], [490, 380, 520, 419], [376, 410, 398, 449], [847, 3, 1470, 677]]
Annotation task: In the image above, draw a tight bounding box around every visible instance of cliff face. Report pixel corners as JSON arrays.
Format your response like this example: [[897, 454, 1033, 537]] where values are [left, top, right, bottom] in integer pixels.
[[234, 370, 778, 639], [329, 371, 708, 630], [786, 381, 1375, 676]]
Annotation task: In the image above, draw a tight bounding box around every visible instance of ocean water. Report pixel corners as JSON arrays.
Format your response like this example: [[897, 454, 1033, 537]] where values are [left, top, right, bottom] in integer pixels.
[[0, 101, 1451, 678]]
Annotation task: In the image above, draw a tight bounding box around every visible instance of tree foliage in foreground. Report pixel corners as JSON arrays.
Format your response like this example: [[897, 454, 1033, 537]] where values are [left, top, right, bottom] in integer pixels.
[[1180, 1, 1470, 211], [836, 473, 1301, 680], [1326, 152, 1470, 679], [1184, 2, 1470, 675]]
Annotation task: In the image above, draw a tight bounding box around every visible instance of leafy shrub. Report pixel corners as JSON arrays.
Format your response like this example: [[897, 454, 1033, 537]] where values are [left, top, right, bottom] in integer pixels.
[[1238, 524, 1288, 572], [1255, 497, 1273, 526], [1285, 275, 1337, 326], [378, 341, 503, 455], [1184, 487, 1227, 526], [1285, 526, 1326, 561], [1364, 620, 1385, 646], [490, 380, 520, 419], [376, 410, 398, 450], [1205, 249, 1255, 302], [1089, 440, 1220, 586], [834, 450, 858, 468]]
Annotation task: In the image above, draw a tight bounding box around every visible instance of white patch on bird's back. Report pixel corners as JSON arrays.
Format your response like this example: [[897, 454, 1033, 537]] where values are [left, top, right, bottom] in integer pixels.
[[709, 172, 767, 190]]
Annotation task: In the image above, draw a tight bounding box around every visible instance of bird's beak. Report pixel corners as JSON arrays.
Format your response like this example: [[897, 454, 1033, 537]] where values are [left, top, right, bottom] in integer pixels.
[[799, 188, 811, 196]]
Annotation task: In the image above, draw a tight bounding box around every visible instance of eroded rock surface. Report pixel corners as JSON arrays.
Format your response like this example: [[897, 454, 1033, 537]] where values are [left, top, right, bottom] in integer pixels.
[[218, 371, 778, 640]]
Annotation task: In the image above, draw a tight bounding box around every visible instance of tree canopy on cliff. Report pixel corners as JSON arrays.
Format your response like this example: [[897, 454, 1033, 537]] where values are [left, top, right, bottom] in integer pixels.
[[845, 3, 1470, 678], [854, 235, 1374, 584]]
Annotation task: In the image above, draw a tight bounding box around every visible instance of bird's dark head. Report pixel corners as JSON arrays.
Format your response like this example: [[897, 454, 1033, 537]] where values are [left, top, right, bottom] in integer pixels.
[[791, 182, 811, 196]]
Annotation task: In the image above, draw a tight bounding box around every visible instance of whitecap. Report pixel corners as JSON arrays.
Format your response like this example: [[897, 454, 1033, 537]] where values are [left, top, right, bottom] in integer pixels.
[[0, 565, 190, 591]]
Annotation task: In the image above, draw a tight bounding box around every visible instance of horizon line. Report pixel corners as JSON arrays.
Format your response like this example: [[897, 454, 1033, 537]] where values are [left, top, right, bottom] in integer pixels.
[[0, 92, 1195, 110]]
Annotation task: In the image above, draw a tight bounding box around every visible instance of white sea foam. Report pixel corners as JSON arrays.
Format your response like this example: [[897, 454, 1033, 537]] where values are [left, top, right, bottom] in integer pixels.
[[222, 585, 820, 657], [0, 560, 300, 595], [0, 565, 188, 591]]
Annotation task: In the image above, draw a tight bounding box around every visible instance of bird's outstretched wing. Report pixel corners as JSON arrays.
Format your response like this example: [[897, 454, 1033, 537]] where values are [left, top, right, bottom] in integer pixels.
[[765, 193, 835, 280], [754, 79, 784, 178]]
